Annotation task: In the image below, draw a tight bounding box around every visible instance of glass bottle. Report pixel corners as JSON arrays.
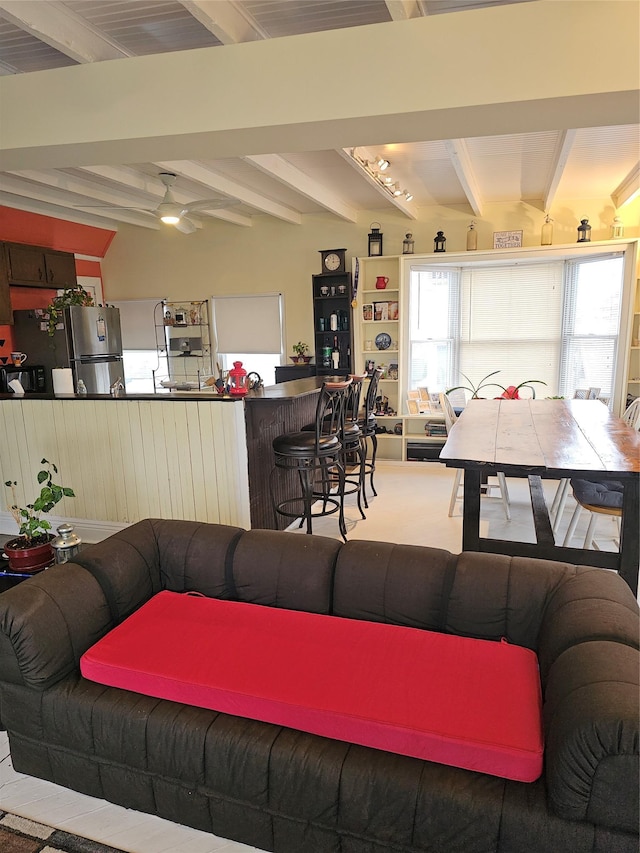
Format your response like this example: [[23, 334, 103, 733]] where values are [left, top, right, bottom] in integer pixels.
[[541, 214, 553, 246], [76, 379, 87, 395], [466, 221, 477, 251], [331, 336, 340, 370], [330, 310, 338, 331]]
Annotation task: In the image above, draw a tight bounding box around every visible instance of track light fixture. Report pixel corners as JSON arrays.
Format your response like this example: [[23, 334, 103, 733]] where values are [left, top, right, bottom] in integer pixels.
[[348, 148, 414, 205]]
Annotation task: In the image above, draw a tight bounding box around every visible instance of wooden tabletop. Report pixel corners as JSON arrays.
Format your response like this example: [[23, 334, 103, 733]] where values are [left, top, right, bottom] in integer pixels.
[[440, 399, 640, 477]]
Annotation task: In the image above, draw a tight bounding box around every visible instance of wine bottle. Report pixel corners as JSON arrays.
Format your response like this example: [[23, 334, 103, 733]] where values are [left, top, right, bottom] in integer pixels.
[[331, 336, 340, 370]]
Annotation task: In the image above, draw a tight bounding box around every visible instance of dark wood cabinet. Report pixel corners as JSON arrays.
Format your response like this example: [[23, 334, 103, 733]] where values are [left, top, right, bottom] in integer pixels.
[[3, 242, 77, 289], [312, 272, 353, 376], [0, 248, 11, 324]]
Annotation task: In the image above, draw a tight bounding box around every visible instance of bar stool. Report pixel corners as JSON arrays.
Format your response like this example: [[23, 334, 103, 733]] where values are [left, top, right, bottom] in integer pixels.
[[359, 367, 383, 506], [271, 378, 351, 540]]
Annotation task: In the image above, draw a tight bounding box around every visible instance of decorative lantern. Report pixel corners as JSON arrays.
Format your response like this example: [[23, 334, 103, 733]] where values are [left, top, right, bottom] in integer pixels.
[[541, 214, 553, 246], [466, 221, 478, 251], [611, 216, 624, 239], [577, 218, 591, 242], [402, 233, 414, 254], [368, 222, 383, 257], [51, 523, 82, 564], [434, 231, 446, 253], [228, 361, 249, 396]]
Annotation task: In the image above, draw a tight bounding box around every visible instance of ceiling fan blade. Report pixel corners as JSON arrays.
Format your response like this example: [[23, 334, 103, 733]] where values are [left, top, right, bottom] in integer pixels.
[[174, 216, 197, 235], [182, 198, 240, 214]]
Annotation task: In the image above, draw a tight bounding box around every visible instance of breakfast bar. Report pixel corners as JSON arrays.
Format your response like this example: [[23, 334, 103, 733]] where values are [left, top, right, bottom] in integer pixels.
[[0, 379, 325, 541]]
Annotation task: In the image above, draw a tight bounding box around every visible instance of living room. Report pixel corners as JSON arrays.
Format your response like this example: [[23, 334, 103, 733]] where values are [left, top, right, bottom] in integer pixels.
[[0, 3, 638, 853]]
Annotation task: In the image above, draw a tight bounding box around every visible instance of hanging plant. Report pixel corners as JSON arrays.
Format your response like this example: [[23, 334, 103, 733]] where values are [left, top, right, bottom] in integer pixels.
[[45, 286, 94, 336]]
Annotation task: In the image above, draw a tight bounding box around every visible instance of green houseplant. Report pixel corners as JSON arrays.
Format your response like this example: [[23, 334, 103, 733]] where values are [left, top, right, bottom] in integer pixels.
[[291, 341, 311, 364], [4, 459, 75, 572], [447, 371, 546, 399], [45, 286, 94, 336]]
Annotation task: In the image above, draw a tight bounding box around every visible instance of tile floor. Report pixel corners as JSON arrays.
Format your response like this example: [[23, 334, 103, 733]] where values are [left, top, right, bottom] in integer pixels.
[[0, 461, 622, 852]]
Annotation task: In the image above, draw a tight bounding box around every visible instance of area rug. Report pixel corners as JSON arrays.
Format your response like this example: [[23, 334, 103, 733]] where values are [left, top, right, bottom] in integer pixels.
[[0, 811, 125, 853]]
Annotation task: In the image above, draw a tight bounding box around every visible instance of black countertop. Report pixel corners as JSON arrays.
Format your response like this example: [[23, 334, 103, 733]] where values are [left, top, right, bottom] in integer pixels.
[[0, 377, 327, 403]]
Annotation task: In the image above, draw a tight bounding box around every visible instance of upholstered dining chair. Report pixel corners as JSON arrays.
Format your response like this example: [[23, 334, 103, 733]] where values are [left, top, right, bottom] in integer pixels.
[[439, 393, 510, 519], [560, 397, 640, 549]]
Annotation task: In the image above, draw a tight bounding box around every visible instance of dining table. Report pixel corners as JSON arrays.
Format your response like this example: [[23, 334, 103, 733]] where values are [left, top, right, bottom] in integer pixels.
[[439, 398, 640, 594]]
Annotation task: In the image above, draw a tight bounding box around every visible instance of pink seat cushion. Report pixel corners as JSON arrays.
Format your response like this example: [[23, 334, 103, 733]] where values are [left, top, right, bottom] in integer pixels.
[[80, 591, 543, 782]]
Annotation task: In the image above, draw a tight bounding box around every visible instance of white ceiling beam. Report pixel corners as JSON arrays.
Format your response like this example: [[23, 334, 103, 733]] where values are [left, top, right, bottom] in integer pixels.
[[612, 161, 640, 209], [246, 154, 359, 222], [78, 164, 252, 227], [443, 139, 483, 217], [338, 148, 417, 218], [385, 1, 424, 21], [0, 0, 131, 62], [9, 167, 160, 209], [0, 173, 157, 228], [0, 190, 122, 231], [543, 129, 576, 212], [179, 0, 267, 44], [155, 160, 302, 224]]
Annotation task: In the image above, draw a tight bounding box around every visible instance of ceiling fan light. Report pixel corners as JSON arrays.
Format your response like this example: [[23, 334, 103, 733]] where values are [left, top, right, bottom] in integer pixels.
[[160, 214, 181, 224], [157, 200, 182, 224]]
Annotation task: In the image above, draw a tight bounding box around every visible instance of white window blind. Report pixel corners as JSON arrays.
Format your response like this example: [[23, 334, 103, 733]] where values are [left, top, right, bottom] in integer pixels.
[[111, 299, 161, 350], [212, 294, 283, 354], [459, 262, 564, 395]]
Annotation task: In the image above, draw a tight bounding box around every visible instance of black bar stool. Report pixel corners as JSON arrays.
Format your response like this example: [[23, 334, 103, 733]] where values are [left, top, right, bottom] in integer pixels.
[[271, 378, 351, 540], [359, 367, 383, 506]]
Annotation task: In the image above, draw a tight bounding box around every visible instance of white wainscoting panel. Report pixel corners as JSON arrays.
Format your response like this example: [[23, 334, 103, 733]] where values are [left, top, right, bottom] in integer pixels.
[[0, 399, 251, 536]]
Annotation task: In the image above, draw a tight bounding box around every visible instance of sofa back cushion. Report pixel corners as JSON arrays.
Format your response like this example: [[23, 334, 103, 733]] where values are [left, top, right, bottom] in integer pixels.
[[333, 543, 576, 650]]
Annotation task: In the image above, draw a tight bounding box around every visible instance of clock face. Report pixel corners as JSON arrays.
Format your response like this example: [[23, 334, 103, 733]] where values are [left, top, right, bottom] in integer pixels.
[[324, 252, 341, 271]]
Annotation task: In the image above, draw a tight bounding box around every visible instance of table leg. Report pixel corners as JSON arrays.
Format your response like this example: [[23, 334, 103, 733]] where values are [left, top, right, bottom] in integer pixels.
[[462, 469, 482, 552], [619, 476, 639, 595]]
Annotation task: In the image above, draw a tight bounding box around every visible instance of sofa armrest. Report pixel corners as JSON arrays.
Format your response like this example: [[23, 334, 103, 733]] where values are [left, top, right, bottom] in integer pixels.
[[543, 640, 639, 833], [0, 563, 112, 690]]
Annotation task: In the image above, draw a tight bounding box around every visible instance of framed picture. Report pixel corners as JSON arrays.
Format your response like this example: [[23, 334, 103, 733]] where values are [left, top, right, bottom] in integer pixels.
[[429, 392, 442, 410], [362, 303, 373, 321], [388, 362, 398, 380], [493, 230, 523, 249], [407, 399, 419, 415]]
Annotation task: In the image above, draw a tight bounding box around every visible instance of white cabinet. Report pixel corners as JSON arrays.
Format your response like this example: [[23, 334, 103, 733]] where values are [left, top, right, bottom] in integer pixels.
[[154, 300, 213, 391]]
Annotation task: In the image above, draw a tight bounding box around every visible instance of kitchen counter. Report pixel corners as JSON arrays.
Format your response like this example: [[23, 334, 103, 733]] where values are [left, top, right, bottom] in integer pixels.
[[0, 378, 325, 542]]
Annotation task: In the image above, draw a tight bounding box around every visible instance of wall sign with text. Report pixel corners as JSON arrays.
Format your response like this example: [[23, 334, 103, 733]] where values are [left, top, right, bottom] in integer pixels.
[[493, 230, 523, 249]]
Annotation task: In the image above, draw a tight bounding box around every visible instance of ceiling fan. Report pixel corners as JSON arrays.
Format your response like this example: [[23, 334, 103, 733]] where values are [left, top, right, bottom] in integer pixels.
[[76, 172, 238, 233]]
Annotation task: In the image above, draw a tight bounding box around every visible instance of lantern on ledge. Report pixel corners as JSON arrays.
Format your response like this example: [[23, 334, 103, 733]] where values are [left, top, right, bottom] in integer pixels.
[[368, 222, 383, 257], [577, 218, 591, 242], [52, 523, 82, 564], [402, 233, 414, 254], [228, 360, 249, 396], [434, 231, 447, 253]]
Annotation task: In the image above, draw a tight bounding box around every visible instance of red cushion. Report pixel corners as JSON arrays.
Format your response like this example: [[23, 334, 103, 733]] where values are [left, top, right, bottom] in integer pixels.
[[80, 591, 543, 782]]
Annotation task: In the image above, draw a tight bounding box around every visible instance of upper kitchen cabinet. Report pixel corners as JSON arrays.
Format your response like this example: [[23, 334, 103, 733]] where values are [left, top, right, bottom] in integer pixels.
[[3, 242, 77, 288]]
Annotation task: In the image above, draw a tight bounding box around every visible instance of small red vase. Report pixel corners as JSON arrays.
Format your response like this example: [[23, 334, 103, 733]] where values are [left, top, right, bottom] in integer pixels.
[[375, 276, 389, 290]]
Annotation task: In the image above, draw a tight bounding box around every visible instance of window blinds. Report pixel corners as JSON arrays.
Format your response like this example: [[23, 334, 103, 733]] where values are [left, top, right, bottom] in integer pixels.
[[459, 262, 564, 394], [212, 294, 283, 354], [111, 299, 160, 350]]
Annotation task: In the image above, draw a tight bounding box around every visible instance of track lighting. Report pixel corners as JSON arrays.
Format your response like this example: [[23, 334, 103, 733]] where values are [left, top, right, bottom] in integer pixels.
[[347, 148, 414, 204]]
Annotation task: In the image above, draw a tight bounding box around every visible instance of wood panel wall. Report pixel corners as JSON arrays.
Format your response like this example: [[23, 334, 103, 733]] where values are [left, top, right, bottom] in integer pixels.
[[0, 398, 251, 535]]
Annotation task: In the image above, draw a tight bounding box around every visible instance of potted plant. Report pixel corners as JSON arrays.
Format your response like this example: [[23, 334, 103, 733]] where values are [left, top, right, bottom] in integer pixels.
[[447, 371, 546, 399], [45, 286, 94, 336], [291, 342, 311, 364], [4, 459, 75, 572]]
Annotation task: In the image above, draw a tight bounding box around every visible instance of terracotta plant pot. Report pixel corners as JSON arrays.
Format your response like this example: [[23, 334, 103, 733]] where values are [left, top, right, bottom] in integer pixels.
[[4, 535, 55, 573], [290, 356, 312, 364]]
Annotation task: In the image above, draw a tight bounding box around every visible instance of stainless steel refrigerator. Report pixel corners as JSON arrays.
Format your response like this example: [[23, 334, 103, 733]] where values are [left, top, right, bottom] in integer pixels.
[[13, 306, 124, 395]]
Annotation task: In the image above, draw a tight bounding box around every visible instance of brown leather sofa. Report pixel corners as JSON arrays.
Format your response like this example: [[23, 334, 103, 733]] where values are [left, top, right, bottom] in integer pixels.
[[0, 519, 637, 853]]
